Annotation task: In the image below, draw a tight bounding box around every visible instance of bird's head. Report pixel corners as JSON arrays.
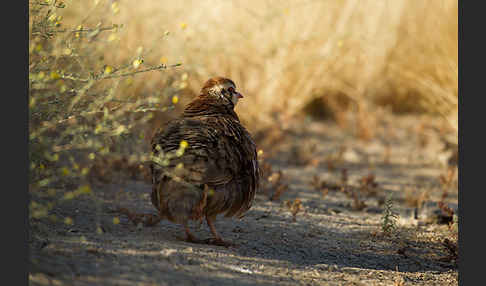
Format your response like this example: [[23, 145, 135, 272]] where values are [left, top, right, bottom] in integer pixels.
[[200, 77, 244, 108]]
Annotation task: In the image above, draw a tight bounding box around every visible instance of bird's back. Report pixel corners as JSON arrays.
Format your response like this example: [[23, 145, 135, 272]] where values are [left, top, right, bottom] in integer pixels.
[[150, 98, 259, 221]]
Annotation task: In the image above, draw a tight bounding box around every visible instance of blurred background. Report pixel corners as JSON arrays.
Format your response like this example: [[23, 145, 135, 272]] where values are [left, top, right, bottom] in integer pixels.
[[58, 0, 457, 129]]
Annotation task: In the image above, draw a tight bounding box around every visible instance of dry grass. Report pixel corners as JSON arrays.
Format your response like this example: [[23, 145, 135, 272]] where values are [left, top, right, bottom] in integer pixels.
[[59, 0, 457, 132], [28, 0, 458, 221]]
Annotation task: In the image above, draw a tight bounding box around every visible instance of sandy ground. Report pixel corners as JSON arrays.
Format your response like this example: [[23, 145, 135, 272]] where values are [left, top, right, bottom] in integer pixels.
[[29, 115, 458, 286]]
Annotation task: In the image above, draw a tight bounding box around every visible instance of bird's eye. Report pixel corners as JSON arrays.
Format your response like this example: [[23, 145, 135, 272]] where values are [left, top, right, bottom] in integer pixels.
[[227, 87, 235, 93]]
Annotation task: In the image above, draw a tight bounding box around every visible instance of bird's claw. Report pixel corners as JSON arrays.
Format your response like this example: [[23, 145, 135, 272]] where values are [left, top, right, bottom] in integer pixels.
[[203, 238, 237, 248]]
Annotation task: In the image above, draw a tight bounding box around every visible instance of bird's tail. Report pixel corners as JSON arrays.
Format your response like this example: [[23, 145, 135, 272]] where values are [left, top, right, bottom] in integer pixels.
[[155, 180, 208, 224]]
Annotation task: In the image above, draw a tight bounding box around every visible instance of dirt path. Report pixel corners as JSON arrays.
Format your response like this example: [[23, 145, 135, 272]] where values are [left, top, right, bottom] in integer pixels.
[[29, 116, 458, 286]]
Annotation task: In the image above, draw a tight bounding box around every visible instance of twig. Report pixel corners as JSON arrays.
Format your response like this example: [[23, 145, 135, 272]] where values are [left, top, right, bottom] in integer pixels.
[[61, 63, 182, 83], [53, 26, 118, 34]]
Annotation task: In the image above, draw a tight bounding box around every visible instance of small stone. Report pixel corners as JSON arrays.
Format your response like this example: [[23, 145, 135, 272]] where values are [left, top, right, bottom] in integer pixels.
[[160, 248, 177, 257]]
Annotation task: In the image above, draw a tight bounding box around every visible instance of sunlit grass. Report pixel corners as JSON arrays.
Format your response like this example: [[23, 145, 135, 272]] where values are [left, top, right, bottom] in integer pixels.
[[29, 0, 457, 219], [59, 0, 457, 131]]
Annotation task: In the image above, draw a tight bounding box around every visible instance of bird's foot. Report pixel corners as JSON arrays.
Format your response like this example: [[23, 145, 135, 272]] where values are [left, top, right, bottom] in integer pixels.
[[116, 208, 161, 227], [203, 237, 237, 248], [141, 214, 162, 227], [176, 233, 206, 244]]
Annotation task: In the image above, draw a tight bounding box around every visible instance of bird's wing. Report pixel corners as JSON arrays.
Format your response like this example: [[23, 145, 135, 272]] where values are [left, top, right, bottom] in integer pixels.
[[150, 118, 234, 188]]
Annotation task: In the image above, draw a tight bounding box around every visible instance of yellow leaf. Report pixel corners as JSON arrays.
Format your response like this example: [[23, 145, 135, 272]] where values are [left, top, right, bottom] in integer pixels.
[[108, 33, 117, 42], [94, 124, 102, 134], [63, 192, 74, 200], [51, 154, 59, 161], [50, 71, 60, 80], [111, 2, 120, 14], [48, 14, 57, 22], [179, 140, 188, 149], [75, 25, 83, 38], [113, 217, 120, 224], [64, 217, 73, 225], [176, 149, 184, 157], [61, 167, 70, 176], [32, 209, 48, 219], [113, 125, 126, 135], [132, 59, 143, 69], [78, 185, 92, 195], [99, 146, 109, 155], [104, 66, 113, 74], [29, 97, 36, 108], [172, 96, 179, 104]]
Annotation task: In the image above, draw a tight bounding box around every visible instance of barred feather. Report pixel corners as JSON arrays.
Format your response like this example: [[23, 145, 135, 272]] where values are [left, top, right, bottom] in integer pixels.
[[150, 77, 260, 225]]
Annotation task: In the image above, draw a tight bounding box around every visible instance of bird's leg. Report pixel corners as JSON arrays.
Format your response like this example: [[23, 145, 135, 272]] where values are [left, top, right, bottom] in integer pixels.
[[143, 214, 162, 227], [179, 223, 205, 244], [116, 208, 162, 227], [204, 216, 237, 248]]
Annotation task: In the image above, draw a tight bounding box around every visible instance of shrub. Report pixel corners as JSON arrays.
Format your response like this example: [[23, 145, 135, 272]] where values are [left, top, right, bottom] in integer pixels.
[[29, 0, 183, 220]]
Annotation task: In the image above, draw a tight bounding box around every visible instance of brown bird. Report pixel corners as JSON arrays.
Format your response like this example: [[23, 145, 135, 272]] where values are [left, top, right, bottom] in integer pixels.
[[149, 77, 260, 246]]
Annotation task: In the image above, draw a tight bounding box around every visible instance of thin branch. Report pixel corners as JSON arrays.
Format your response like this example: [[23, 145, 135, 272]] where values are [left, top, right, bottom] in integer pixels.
[[61, 63, 182, 83], [101, 63, 182, 80], [53, 26, 118, 34]]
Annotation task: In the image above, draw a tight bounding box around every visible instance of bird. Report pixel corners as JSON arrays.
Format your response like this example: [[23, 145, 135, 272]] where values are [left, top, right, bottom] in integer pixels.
[[148, 77, 260, 247]]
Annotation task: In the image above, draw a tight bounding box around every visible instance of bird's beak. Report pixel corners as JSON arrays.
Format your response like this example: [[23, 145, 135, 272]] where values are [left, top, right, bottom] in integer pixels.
[[236, 92, 243, 99]]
